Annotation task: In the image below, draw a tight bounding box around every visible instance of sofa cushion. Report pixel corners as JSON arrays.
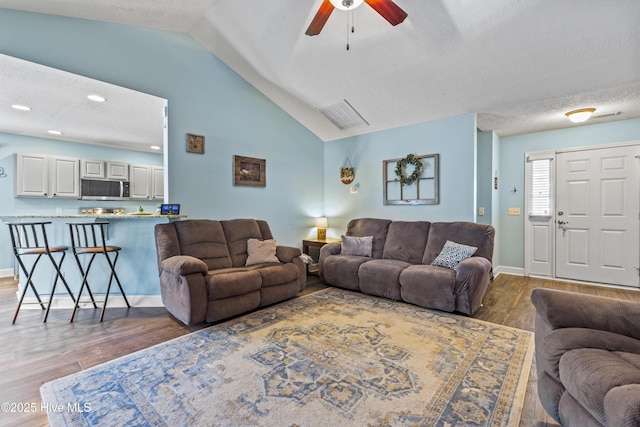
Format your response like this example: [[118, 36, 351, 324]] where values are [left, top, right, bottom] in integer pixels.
[[399, 265, 456, 312], [341, 235, 373, 257], [559, 348, 640, 426], [174, 220, 232, 270], [431, 240, 477, 269], [221, 219, 267, 267], [539, 328, 640, 381], [205, 268, 262, 300], [422, 222, 494, 264], [345, 218, 392, 259], [245, 238, 279, 266], [382, 221, 430, 264], [359, 259, 411, 300], [255, 263, 299, 288], [322, 255, 370, 290]]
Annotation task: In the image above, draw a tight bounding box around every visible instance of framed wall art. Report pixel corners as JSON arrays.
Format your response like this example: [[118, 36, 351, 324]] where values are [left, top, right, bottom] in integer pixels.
[[233, 155, 266, 187], [383, 153, 439, 205], [186, 133, 205, 154]]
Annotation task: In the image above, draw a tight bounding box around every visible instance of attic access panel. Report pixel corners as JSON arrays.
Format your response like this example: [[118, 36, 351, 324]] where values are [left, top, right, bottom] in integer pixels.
[[383, 154, 439, 205]]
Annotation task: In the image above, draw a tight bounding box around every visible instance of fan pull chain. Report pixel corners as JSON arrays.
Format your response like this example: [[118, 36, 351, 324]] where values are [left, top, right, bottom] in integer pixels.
[[346, 11, 350, 50], [346, 9, 356, 50]]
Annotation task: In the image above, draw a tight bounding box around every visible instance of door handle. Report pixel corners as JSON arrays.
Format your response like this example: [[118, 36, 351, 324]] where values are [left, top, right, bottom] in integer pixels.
[[557, 220, 568, 225]]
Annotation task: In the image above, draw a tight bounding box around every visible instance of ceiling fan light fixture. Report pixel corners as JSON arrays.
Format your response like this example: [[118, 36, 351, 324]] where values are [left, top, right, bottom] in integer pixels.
[[565, 108, 595, 123], [330, 0, 364, 10]]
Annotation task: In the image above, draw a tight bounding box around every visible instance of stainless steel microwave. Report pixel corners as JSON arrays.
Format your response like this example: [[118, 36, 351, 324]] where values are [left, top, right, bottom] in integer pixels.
[[81, 179, 130, 200]]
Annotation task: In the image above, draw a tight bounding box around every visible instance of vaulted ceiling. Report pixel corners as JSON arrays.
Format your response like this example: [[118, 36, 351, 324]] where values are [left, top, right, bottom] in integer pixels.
[[1, 0, 639, 142]]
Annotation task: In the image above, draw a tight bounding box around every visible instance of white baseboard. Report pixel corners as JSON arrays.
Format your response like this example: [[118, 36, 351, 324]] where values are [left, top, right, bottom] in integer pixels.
[[494, 265, 525, 277], [0, 268, 15, 278], [17, 293, 164, 309]]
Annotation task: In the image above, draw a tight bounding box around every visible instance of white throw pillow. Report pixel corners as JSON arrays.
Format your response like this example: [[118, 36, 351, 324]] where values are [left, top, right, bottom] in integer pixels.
[[245, 238, 279, 266], [431, 240, 477, 269]]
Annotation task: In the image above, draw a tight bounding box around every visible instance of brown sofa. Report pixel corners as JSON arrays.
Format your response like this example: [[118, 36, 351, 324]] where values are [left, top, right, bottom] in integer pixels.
[[532, 288, 640, 427], [318, 218, 494, 315], [154, 219, 306, 325]]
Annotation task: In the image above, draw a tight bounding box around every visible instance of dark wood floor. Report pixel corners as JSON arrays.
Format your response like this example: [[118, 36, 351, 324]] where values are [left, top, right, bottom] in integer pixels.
[[2, 274, 640, 427]]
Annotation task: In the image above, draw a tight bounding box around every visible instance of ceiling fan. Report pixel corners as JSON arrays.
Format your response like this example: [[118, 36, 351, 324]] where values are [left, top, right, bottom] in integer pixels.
[[305, 0, 408, 36]]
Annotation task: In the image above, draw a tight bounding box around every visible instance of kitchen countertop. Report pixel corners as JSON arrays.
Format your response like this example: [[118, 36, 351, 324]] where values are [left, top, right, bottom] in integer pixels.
[[0, 213, 187, 219]]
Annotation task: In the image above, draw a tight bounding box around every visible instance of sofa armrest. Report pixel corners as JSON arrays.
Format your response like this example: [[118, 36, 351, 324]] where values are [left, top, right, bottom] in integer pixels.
[[318, 242, 342, 279], [531, 288, 640, 340], [452, 256, 492, 315], [276, 245, 302, 263], [160, 255, 208, 276]]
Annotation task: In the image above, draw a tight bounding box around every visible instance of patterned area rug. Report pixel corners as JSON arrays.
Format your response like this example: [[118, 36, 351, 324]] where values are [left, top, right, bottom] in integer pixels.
[[41, 288, 534, 426]]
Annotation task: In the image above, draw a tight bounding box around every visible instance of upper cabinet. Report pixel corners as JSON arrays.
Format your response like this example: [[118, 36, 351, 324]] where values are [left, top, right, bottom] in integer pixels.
[[15, 153, 79, 198], [106, 161, 129, 180], [80, 159, 106, 179], [130, 164, 164, 200]]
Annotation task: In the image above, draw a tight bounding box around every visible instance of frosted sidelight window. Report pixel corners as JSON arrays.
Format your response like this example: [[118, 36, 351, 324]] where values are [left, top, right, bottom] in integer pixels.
[[527, 158, 552, 217]]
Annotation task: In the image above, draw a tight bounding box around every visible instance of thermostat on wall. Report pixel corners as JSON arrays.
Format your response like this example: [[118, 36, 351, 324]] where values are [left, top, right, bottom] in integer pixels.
[[161, 204, 180, 215]]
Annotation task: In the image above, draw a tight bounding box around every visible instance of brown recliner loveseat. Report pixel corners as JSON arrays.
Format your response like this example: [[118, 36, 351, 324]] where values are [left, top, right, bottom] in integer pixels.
[[532, 288, 640, 427], [154, 219, 306, 325], [318, 218, 494, 315]]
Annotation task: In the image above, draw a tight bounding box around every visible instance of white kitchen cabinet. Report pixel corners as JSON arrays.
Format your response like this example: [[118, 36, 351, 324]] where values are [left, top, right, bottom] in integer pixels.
[[151, 166, 164, 201], [15, 153, 48, 197], [80, 159, 105, 179], [129, 164, 151, 199], [15, 153, 79, 198], [106, 161, 129, 180], [50, 156, 80, 198], [130, 164, 164, 200]]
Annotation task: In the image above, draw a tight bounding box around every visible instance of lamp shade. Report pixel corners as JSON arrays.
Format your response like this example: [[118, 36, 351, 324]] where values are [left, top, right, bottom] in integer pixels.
[[315, 217, 328, 229], [330, 0, 364, 10], [565, 108, 595, 123]]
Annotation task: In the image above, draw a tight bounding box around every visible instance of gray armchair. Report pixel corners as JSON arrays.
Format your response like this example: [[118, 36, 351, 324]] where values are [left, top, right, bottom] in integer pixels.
[[531, 288, 640, 427]]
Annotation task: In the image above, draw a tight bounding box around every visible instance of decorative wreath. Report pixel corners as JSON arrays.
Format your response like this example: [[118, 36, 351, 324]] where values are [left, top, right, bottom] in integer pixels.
[[395, 154, 423, 185]]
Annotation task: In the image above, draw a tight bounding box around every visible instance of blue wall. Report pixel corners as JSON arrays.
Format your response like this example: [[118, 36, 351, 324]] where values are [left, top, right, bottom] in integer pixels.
[[2, 9, 639, 287], [323, 113, 478, 237], [0, 10, 324, 290], [498, 118, 640, 269]]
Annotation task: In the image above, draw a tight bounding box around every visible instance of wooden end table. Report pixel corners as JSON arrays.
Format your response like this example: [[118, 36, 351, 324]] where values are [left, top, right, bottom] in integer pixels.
[[302, 238, 341, 276]]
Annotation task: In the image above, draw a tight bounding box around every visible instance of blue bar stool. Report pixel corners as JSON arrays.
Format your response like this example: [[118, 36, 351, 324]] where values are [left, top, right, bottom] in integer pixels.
[[6, 222, 75, 323], [67, 222, 130, 322]]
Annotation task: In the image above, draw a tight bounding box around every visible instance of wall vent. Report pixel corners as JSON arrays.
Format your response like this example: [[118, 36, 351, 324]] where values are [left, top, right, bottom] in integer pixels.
[[318, 99, 369, 130]]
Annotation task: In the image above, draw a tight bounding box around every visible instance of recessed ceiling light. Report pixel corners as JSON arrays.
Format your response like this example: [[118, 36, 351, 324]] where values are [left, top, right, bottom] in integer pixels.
[[150, 145, 161, 150], [47, 130, 63, 135], [87, 94, 107, 102], [12, 104, 31, 111]]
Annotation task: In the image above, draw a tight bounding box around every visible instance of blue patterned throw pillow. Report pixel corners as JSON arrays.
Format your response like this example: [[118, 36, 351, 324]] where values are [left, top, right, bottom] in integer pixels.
[[431, 240, 477, 269]]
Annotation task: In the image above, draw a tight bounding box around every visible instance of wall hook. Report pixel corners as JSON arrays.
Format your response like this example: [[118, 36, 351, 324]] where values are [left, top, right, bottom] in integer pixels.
[[0, 167, 6, 178], [510, 186, 517, 194]]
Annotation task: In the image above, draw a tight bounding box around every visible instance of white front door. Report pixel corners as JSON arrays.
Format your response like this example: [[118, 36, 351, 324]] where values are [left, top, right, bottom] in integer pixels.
[[555, 145, 640, 287]]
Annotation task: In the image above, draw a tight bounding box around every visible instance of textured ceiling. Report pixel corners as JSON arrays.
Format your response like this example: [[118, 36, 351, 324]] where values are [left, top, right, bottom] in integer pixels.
[[0, 54, 166, 153], [1, 0, 639, 144]]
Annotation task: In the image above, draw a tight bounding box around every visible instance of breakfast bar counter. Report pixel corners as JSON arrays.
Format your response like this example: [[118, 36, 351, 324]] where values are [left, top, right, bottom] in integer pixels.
[[1, 213, 188, 311]]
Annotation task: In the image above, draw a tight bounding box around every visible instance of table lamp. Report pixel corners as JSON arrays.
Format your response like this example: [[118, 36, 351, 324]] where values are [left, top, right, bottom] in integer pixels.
[[315, 217, 328, 240]]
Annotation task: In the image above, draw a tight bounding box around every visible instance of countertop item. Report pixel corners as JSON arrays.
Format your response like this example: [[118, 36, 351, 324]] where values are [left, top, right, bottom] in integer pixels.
[[0, 213, 187, 219]]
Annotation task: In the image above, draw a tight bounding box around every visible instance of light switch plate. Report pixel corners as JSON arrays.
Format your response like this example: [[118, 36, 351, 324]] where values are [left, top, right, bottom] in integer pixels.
[[508, 207, 521, 215], [478, 207, 485, 216]]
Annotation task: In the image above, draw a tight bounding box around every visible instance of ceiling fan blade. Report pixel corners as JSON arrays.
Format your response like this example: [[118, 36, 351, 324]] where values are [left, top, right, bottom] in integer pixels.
[[364, 0, 408, 26], [305, 0, 335, 36]]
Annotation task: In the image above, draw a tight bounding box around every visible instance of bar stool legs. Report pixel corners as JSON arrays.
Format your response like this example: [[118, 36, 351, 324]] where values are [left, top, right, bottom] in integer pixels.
[[6, 222, 75, 323], [68, 222, 130, 322]]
